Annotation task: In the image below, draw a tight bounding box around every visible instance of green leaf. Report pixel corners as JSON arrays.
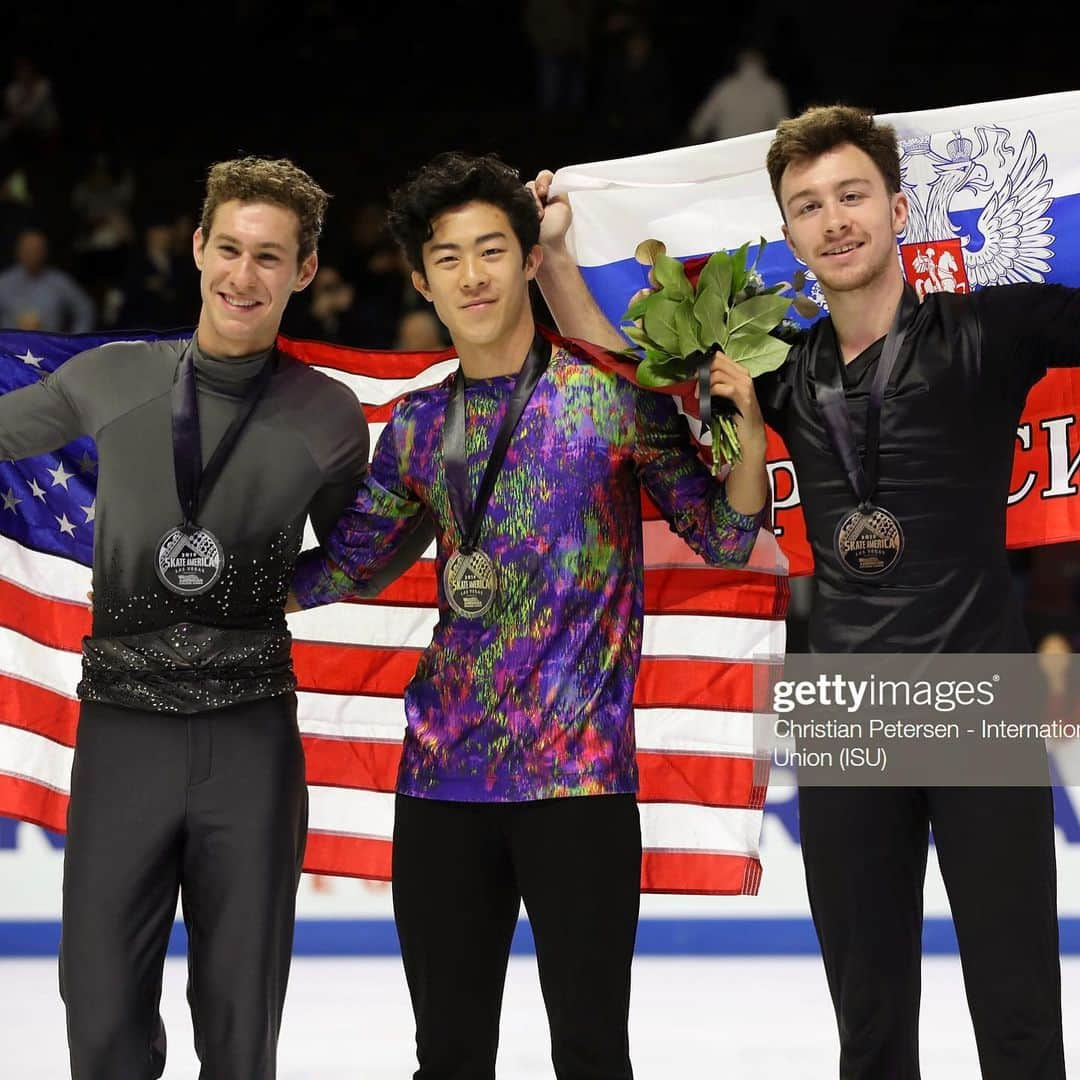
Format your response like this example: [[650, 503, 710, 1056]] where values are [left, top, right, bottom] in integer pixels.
[[724, 331, 792, 375], [620, 291, 651, 323], [651, 252, 693, 302], [696, 250, 734, 303], [621, 323, 666, 355], [692, 286, 728, 349], [729, 240, 751, 295], [673, 298, 703, 357], [793, 269, 807, 292], [642, 296, 683, 355], [751, 235, 767, 272], [636, 353, 689, 387], [727, 292, 793, 337]]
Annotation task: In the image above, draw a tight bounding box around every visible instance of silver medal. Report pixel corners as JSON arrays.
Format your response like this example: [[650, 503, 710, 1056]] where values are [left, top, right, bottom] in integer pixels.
[[156, 525, 225, 596]]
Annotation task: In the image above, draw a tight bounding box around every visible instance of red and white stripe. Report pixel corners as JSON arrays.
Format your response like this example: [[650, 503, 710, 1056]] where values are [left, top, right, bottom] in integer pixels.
[[0, 339, 788, 896]]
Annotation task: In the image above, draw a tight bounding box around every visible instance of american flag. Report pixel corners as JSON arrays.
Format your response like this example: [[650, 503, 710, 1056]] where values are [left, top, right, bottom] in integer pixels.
[[0, 328, 790, 896]]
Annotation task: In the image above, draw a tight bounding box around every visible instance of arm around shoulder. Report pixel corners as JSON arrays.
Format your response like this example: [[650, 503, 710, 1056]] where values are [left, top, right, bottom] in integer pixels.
[[292, 400, 428, 609]]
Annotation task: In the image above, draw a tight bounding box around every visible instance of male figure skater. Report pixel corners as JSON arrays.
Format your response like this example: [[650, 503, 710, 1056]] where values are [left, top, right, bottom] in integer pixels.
[[531, 104, 1077, 1079], [289, 150, 769, 1080], [0, 155, 423, 1078]]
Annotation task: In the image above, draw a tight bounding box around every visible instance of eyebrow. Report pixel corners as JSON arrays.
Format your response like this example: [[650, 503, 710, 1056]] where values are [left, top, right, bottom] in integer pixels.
[[427, 231, 509, 254], [785, 177, 873, 210], [214, 233, 288, 252]]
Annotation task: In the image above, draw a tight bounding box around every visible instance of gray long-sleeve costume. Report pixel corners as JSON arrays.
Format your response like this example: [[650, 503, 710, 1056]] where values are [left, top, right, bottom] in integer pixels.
[[0, 336, 429, 711]]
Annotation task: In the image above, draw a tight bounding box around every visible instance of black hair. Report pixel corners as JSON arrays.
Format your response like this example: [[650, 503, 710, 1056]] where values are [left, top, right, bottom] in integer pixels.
[[386, 151, 540, 275]]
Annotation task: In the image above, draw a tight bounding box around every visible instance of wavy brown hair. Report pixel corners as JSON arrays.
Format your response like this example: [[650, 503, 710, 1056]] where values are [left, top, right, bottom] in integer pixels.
[[199, 156, 330, 263], [766, 105, 901, 218]]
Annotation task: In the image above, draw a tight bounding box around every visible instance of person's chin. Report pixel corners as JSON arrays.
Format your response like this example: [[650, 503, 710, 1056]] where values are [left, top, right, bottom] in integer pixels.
[[449, 319, 501, 348], [816, 264, 877, 295]]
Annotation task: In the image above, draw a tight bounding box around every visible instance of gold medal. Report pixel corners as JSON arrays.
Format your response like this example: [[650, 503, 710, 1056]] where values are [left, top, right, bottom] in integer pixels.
[[443, 549, 498, 618], [834, 505, 904, 578]]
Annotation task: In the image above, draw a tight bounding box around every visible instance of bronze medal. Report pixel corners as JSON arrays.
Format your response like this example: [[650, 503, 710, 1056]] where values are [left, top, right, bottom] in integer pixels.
[[815, 287, 917, 581], [833, 505, 904, 578]]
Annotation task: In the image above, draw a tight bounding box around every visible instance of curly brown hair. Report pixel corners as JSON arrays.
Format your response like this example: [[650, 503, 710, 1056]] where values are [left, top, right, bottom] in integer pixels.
[[766, 105, 901, 218], [199, 156, 330, 263]]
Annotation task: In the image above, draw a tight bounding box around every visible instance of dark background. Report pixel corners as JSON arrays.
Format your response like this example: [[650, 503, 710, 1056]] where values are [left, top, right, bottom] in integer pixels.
[[6, 0, 1078, 259], [3, 0, 1079, 651]]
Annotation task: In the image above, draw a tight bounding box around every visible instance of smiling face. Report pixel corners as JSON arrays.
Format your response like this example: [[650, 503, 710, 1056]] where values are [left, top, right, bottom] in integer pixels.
[[780, 143, 907, 297], [410, 200, 540, 352], [193, 199, 317, 357]]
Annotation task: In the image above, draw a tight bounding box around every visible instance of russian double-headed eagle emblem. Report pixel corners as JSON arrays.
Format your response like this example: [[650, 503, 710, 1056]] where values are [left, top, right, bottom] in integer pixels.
[[899, 124, 1055, 295]]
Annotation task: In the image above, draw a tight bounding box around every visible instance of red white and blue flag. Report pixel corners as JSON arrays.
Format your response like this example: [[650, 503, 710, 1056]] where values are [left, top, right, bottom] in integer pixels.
[[0, 328, 788, 897]]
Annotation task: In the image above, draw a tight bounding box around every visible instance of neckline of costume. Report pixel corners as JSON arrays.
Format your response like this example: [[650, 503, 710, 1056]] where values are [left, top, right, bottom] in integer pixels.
[[459, 343, 559, 388], [192, 338, 274, 391], [829, 285, 920, 390]]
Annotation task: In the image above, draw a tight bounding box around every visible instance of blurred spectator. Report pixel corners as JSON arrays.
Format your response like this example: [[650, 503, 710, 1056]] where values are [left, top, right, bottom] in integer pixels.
[[114, 218, 193, 330], [340, 200, 392, 284], [595, 16, 673, 155], [1037, 631, 1080, 785], [169, 209, 201, 301], [687, 46, 791, 142], [394, 308, 448, 351], [71, 153, 136, 244], [282, 265, 371, 345], [1021, 540, 1080, 645], [523, 0, 593, 113], [341, 201, 411, 347], [0, 56, 59, 156], [0, 165, 35, 266], [71, 152, 136, 294], [0, 228, 95, 332]]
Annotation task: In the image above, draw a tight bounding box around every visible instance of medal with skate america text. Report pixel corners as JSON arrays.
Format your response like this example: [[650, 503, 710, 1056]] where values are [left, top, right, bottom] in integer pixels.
[[816, 287, 916, 579], [156, 344, 276, 596], [441, 332, 550, 618]]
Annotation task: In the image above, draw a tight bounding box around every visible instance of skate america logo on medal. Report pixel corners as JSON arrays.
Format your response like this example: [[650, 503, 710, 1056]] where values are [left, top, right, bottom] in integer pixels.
[[897, 123, 1055, 294], [444, 549, 497, 618], [834, 506, 904, 578], [156, 525, 224, 596]]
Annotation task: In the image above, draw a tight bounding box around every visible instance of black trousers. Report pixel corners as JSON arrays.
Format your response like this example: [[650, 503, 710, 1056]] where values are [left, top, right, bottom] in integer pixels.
[[392, 792, 641, 1080], [798, 785, 1065, 1079], [59, 695, 308, 1080]]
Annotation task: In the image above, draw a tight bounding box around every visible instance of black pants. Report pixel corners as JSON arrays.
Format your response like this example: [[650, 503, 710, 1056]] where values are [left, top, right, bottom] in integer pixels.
[[392, 792, 641, 1080], [59, 695, 308, 1080], [798, 786, 1065, 1079]]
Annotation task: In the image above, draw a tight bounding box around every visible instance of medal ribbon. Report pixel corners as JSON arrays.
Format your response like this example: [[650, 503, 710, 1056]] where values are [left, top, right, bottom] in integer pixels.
[[442, 332, 550, 553], [171, 344, 277, 529], [815, 285, 917, 510]]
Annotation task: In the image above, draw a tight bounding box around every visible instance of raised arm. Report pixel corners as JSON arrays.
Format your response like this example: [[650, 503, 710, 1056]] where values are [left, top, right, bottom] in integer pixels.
[[975, 283, 1080, 398], [528, 169, 630, 353]]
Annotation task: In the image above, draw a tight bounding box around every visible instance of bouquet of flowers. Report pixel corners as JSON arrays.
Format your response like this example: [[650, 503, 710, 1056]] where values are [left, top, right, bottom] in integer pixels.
[[619, 238, 819, 472]]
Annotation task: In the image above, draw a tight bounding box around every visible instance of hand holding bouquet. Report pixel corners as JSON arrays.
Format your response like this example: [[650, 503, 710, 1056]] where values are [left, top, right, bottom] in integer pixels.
[[620, 239, 818, 472]]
